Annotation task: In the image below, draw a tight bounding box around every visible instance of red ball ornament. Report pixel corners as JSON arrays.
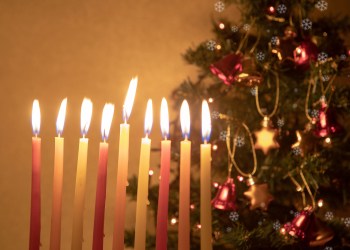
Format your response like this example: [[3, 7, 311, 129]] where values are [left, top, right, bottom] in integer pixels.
[[210, 53, 243, 85], [314, 99, 342, 138], [211, 177, 237, 211], [293, 40, 318, 69]]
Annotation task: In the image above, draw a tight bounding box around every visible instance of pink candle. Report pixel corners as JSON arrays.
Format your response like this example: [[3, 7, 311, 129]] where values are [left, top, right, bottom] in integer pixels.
[[93, 104, 114, 250], [50, 98, 67, 250], [30, 100, 41, 250], [113, 77, 138, 250], [156, 98, 171, 250]]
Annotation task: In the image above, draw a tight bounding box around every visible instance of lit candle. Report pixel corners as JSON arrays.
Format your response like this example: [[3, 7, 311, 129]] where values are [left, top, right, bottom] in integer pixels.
[[93, 103, 115, 250], [156, 98, 171, 250], [30, 100, 41, 250], [134, 99, 153, 250], [49, 98, 67, 250], [200, 100, 212, 250], [178, 100, 191, 250], [71, 98, 93, 250], [113, 77, 138, 250]]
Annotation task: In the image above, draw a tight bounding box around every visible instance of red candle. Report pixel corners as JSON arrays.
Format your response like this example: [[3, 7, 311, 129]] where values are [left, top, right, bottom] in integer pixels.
[[156, 98, 171, 250], [30, 100, 41, 250], [93, 103, 115, 250]]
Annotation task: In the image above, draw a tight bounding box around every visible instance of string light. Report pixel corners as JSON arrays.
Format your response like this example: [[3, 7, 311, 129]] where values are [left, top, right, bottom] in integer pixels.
[[212, 144, 218, 151], [219, 22, 225, 29], [149, 169, 154, 176]]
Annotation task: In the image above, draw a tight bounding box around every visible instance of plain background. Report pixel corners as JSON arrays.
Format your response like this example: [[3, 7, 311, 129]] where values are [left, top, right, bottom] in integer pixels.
[[0, 1, 349, 249]]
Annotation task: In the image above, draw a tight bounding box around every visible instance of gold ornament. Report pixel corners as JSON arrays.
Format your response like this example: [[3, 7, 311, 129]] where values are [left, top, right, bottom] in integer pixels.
[[254, 122, 279, 154], [244, 183, 273, 210]]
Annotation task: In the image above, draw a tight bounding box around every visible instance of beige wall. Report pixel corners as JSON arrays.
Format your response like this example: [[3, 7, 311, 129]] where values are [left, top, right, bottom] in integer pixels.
[[0, 0, 348, 249]]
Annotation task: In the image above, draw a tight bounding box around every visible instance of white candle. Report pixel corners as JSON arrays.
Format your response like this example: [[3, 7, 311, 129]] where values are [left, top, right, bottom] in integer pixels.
[[178, 100, 191, 250], [71, 98, 92, 250], [113, 77, 138, 250], [50, 98, 67, 250], [200, 100, 212, 250], [134, 99, 153, 250]]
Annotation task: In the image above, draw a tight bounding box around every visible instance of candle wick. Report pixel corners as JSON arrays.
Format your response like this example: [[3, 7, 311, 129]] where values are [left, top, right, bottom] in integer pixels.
[[145, 133, 149, 139]]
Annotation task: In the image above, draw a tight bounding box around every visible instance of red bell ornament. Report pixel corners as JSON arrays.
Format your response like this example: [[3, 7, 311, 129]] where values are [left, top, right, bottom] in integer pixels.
[[282, 206, 314, 239], [211, 177, 237, 211], [281, 206, 334, 246], [314, 100, 341, 138], [210, 53, 243, 85], [293, 40, 318, 69]]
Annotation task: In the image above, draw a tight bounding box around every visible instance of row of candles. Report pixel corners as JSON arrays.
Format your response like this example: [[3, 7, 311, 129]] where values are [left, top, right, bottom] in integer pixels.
[[30, 78, 213, 250]]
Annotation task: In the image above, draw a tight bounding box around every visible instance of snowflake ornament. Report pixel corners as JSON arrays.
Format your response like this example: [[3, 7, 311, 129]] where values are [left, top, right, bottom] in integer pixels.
[[318, 52, 328, 63], [277, 4, 287, 14], [212, 111, 220, 120], [324, 247, 333, 250], [310, 109, 320, 119], [229, 211, 239, 222], [322, 75, 330, 82], [271, 36, 279, 46], [301, 18, 312, 30], [234, 136, 245, 147], [343, 217, 350, 227], [340, 54, 347, 60], [294, 211, 300, 217], [243, 24, 250, 32], [277, 118, 285, 128], [214, 1, 225, 12], [324, 211, 334, 221], [219, 131, 227, 141], [231, 25, 239, 33], [256, 52, 265, 61], [249, 87, 257, 96], [226, 227, 232, 232], [206, 40, 217, 51], [273, 221, 281, 230], [315, 0, 328, 11], [292, 147, 302, 156]]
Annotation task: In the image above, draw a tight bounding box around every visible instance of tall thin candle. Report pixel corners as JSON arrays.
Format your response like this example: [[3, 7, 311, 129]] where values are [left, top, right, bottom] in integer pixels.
[[71, 98, 93, 250], [178, 100, 191, 250], [30, 100, 41, 250], [134, 99, 153, 250], [113, 77, 138, 250], [50, 98, 67, 250], [200, 100, 212, 250], [93, 103, 114, 250], [156, 98, 171, 250]]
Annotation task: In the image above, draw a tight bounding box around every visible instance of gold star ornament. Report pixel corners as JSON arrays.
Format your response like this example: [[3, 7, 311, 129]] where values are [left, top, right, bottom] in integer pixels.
[[254, 126, 279, 154], [244, 183, 273, 210]]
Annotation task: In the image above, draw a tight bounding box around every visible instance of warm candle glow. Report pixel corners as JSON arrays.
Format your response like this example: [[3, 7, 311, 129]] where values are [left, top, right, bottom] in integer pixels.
[[180, 100, 190, 139], [123, 77, 138, 122], [101, 103, 115, 141], [144, 99, 153, 136], [160, 98, 169, 139], [80, 98, 93, 136], [201, 100, 211, 143], [56, 98, 67, 136], [32, 99, 41, 136]]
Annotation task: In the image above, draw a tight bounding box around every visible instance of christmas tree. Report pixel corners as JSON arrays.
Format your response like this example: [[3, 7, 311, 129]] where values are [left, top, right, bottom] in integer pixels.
[[128, 0, 350, 249]]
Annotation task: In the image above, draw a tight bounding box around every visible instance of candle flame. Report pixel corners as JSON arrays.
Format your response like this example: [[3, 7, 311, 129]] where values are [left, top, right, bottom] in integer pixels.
[[101, 103, 115, 141], [144, 99, 153, 136], [201, 100, 211, 143], [180, 100, 190, 139], [80, 98, 93, 136], [160, 98, 169, 139], [56, 98, 67, 136], [32, 99, 41, 136], [123, 77, 138, 122]]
